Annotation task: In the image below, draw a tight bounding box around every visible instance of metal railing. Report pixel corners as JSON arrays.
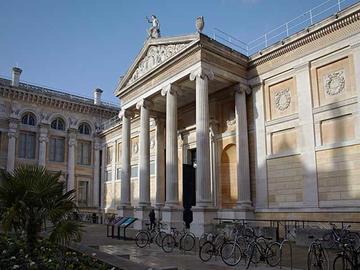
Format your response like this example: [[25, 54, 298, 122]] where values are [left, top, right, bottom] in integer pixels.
[[0, 75, 120, 109], [211, 0, 360, 56]]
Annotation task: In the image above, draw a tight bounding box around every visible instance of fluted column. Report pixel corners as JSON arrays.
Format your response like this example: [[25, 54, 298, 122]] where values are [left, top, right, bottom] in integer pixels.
[[190, 68, 214, 207], [93, 139, 101, 207], [6, 121, 18, 172], [136, 100, 152, 207], [155, 118, 165, 207], [161, 85, 180, 207], [119, 109, 133, 206], [235, 84, 252, 209], [67, 131, 76, 191], [38, 126, 48, 167]]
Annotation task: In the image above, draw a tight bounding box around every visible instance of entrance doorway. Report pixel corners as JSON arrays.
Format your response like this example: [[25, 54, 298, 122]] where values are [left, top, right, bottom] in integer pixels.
[[183, 149, 196, 208]]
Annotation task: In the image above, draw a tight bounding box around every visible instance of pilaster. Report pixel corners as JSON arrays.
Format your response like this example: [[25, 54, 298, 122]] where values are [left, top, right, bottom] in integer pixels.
[[6, 120, 18, 172], [67, 130, 76, 191]]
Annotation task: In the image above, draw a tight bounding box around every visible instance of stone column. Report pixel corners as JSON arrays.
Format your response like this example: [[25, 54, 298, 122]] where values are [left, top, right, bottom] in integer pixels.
[[93, 139, 101, 207], [67, 131, 76, 191], [38, 126, 48, 167], [118, 109, 134, 217], [135, 100, 152, 229], [190, 67, 214, 207], [6, 121, 18, 172], [295, 62, 318, 207], [190, 67, 217, 236], [253, 82, 268, 209], [161, 85, 180, 206], [155, 118, 165, 207], [234, 84, 254, 217], [100, 144, 106, 209]]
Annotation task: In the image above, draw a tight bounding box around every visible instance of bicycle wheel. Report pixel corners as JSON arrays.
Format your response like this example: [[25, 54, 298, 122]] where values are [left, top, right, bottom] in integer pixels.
[[214, 234, 226, 250], [322, 232, 336, 249], [346, 232, 360, 250], [237, 236, 248, 256], [266, 242, 281, 267], [333, 255, 353, 270], [180, 233, 195, 251], [135, 231, 149, 248], [199, 241, 214, 262], [221, 241, 242, 266], [162, 234, 176, 253], [155, 231, 167, 247], [307, 244, 329, 270]]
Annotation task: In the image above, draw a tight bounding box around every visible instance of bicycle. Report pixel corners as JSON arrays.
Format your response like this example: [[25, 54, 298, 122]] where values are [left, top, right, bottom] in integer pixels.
[[245, 236, 281, 268], [161, 226, 196, 253], [333, 242, 360, 270], [135, 222, 166, 248], [199, 231, 228, 262], [307, 236, 329, 270], [323, 223, 360, 250], [220, 226, 244, 266]]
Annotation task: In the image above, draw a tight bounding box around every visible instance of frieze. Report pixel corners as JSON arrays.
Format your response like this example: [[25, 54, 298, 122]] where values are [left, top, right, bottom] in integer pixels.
[[274, 89, 291, 111], [127, 43, 188, 86], [324, 70, 345, 96]]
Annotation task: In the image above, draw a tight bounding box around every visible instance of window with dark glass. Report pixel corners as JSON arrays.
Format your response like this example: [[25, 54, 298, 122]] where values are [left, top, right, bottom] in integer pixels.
[[18, 132, 36, 159], [21, 113, 36, 126], [77, 141, 91, 165], [49, 137, 65, 162], [78, 123, 91, 135], [78, 181, 89, 207], [51, 118, 65, 131]]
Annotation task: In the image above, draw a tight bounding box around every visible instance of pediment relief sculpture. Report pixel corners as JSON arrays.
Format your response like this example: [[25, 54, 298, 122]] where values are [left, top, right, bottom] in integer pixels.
[[126, 43, 189, 86]]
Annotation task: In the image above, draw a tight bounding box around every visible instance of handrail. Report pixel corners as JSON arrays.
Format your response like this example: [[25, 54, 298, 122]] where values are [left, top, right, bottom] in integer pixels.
[[211, 0, 359, 56]]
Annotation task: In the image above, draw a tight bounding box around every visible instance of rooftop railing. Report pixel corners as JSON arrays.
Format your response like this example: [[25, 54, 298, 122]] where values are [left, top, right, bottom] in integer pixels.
[[211, 0, 360, 56]]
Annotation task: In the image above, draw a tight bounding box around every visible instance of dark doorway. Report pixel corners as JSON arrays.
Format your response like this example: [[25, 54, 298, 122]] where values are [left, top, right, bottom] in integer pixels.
[[183, 149, 196, 209]]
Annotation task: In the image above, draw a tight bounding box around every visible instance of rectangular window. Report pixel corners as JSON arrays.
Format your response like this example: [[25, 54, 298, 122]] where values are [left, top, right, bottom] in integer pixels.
[[131, 165, 138, 178], [18, 132, 36, 159], [49, 137, 65, 162], [116, 168, 121, 179], [77, 141, 91, 165], [105, 170, 112, 182], [150, 161, 155, 176], [78, 181, 89, 207], [107, 146, 113, 165], [117, 143, 121, 163]]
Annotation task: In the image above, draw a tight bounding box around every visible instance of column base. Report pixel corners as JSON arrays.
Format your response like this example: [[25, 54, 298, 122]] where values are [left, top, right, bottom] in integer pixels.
[[191, 207, 218, 237], [154, 204, 164, 221], [162, 206, 183, 232], [117, 205, 134, 218], [134, 206, 152, 230], [235, 201, 255, 219]]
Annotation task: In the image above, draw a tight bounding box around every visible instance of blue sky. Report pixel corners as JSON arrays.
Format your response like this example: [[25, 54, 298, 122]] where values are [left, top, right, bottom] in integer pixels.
[[0, 0, 358, 103]]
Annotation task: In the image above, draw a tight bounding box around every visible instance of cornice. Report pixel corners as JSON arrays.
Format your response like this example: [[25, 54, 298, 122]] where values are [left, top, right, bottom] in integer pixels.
[[0, 85, 118, 117], [249, 6, 360, 67]]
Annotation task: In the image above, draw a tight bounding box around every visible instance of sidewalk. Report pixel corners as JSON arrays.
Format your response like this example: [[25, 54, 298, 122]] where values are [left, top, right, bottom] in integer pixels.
[[79, 223, 306, 270]]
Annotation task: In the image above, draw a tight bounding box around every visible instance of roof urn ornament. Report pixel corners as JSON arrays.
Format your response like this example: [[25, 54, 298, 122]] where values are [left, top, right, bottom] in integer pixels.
[[147, 15, 160, 39], [196, 16, 205, 33]]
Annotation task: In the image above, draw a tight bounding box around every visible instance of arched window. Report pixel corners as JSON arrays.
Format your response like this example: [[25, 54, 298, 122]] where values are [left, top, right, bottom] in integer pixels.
[[21, 113, 36, 126], [78, 123, 91, 135], [51, 118, 65, 131]]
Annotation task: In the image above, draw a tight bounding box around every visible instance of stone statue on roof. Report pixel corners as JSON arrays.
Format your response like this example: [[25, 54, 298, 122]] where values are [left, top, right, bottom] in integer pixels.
[[147, 15, 160, 39]]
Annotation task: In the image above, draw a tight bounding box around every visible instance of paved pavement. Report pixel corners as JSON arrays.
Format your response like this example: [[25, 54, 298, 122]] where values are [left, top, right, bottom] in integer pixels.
[[79, 223, 309, 270]]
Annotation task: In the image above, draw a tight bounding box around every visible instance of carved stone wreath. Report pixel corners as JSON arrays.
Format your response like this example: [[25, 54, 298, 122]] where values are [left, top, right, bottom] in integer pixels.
[[324, 70, 345, 96], [274, 89, 291, 111], [127, 43, 188, 86]]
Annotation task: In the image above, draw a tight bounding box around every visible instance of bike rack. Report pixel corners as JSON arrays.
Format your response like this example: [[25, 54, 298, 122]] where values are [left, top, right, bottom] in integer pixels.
[[119, 217, 137, 240], [280, 239, 293, 270]]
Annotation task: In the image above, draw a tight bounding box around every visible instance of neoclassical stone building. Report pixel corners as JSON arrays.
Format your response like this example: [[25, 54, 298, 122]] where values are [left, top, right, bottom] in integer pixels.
[[100, 3, 360, 234], [0, 71, 118, 210], [2, 2, 360, 235]]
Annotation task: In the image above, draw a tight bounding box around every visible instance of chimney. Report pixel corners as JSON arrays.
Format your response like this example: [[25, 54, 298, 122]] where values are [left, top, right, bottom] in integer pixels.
[[94, 88, 103, 105], [11, 67, 22, 87]]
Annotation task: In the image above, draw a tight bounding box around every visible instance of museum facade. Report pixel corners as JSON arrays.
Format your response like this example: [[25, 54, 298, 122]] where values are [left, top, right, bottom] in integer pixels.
[[1, 2, 360, 234]]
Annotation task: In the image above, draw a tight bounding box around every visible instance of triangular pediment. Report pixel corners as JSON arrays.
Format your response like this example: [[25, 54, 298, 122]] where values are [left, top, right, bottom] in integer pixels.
[[117, 34, 200, 92]]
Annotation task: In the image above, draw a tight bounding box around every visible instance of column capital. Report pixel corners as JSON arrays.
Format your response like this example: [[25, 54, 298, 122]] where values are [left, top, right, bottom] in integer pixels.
[[68, 138, 77, 147], [161, 84, 180, 96], [39, 134, 48, 143], [7, 131, 17, 139], [136, 99, 153, 110], [189, 67, 214, 81], [118, 109, 134, 119], [94, 142, 102, 151], [234, 83, 251, 95], [293, 61, 310, 72]]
